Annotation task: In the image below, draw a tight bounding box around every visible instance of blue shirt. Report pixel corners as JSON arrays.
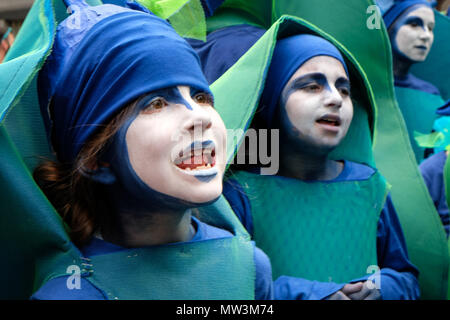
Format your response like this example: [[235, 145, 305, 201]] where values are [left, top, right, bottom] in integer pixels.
[[223, 161, 420, 300], [31, 217, 273, 300], [420, 151, 449, 238], [395, 73, 441, 96]]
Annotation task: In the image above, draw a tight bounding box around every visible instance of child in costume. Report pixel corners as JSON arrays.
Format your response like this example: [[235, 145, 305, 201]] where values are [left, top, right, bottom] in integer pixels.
[[420, 101, 450, 238], [30, 0, 272, 300], [383, 0, 446, 163], [223, 33, 420, 300]]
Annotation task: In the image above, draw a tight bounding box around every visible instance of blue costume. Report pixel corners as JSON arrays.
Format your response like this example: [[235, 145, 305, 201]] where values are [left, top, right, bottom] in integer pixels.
[[420, 151, 450, 238], [224, 161, 420, 300], [394, 72, 441, 96], [383, 0, 441, 96], [187, 24, 265, 84], [382, 0, 445, 163], [31, 0, 273, 300], [31, 216, 274, 300], [420, 102, 450, 238], [222, 33, 419, 300]]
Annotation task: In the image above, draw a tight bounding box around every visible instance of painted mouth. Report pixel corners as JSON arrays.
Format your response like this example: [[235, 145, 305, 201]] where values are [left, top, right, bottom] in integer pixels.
[[316, 114, 341, 127], [174, 140, 217, 175], [415, 45, 427, 50]]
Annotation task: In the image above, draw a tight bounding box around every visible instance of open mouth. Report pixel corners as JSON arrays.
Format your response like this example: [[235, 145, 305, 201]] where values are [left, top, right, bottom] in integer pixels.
[[174, 140, 217, 173], [316, 114, 341, 127]]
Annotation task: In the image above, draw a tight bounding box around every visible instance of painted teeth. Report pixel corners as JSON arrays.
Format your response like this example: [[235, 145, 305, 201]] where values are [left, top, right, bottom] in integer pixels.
[[185, 163, 212, 171]]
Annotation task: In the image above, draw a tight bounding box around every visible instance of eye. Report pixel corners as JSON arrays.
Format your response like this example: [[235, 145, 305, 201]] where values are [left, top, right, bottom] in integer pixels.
[[338, 87, 351, 97], [193, 92, 214, 107], [304, 84, 322, 93], [143, 97, 168, 112], [409, 22, 419, 28]]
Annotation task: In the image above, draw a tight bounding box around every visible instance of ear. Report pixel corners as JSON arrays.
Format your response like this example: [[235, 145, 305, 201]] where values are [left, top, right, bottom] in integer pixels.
[[80, 162, 117, 185]]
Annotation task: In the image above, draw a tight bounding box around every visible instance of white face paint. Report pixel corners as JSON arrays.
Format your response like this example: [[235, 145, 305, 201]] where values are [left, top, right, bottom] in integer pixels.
[[125, 86, 227, 204], [280, 56, 353, 153], [394, 6, 435, 62]]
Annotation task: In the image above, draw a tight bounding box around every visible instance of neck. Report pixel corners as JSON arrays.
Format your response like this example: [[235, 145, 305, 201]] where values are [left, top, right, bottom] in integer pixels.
[[279, 145, 343, 181], [101, 203, 194, 248], [393, 54, 413, 78]]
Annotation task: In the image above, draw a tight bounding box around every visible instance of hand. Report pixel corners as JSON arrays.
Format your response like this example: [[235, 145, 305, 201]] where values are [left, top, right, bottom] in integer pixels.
[[342, 281, 381, 300], [326, 290, 351, 300]]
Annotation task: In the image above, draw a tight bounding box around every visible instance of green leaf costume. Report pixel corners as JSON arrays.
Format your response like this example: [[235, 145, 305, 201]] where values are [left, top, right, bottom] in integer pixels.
[[0, 0, 255, 300], [206, 0, 448, 299]]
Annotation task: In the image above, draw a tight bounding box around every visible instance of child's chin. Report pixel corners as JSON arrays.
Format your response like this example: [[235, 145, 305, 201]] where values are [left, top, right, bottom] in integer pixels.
[[186, 185, 223, 205]]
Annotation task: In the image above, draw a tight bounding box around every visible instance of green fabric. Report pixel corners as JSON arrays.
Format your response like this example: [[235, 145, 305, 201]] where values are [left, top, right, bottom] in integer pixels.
[[445, 153, 450, 213], [207, 0, 448, 299], [0, 0, 255, 300], [232, 170, 388, 283], [394, 87, 444, 164], [211, 16, 376, 168], [0, 125, 80, 299], [445, 153, 450, 300], [137, 0, 190, 18], [137, 0, 207, 40], [37, 196, 256, 300], [410, 11, 450, 101], [206, 0, 272, 31], [415, 131, 445, 149], [211, 13, 382, 283]]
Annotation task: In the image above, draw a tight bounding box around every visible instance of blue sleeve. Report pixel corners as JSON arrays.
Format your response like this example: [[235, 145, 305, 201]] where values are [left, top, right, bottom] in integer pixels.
[[273, 277, 344, 300], [253, 244, 274, 300], [223, 178, 254, 236], [372, 195, 420, 300], [420, 152, 449, 237], [30, 276, 107, 300]]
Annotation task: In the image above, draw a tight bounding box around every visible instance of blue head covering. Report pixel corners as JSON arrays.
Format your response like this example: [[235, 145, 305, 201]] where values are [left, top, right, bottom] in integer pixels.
[[258, 34, 349, 129], [383, 0, 432, 29], [38, 1, 211, 163], [436, 100, 450, 116]]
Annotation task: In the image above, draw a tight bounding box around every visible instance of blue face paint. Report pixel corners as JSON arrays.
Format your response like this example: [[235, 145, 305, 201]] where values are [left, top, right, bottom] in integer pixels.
[[93, 87, 219, 214], [388, 5, 431, 62], [175, 140, 218, 182], [281, 73, 351, 107], [141, 87, 194, 111], [278, 71, 352, 156]]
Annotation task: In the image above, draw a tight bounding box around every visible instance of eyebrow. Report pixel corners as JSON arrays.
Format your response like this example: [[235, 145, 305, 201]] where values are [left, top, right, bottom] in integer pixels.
[[290, 73, 350, 89], [404, 16, 424, 25], [335, 77, 351, 89], [290, 73, 327, 88]]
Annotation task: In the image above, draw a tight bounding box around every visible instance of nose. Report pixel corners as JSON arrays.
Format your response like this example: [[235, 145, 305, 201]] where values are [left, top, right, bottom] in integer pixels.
[[324, 86, 343, 109], [182, 103, 213, 134], [419, 28, 432, 42]]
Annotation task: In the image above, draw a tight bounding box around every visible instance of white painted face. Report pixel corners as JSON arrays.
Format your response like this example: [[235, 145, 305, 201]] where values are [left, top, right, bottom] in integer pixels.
[[394, 6, 435, 62], [280, 56, 353, 154], [125, 86, 227, 204]]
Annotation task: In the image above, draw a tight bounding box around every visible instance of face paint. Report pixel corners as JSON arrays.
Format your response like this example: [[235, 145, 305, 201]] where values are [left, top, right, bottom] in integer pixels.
[[100, 86, 227, 214], [279, 56, 353, 155], [390, 6, 435, 62]]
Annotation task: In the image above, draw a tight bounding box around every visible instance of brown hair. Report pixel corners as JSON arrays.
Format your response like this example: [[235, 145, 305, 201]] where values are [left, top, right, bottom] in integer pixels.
[[33, 100, 138, 247]]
